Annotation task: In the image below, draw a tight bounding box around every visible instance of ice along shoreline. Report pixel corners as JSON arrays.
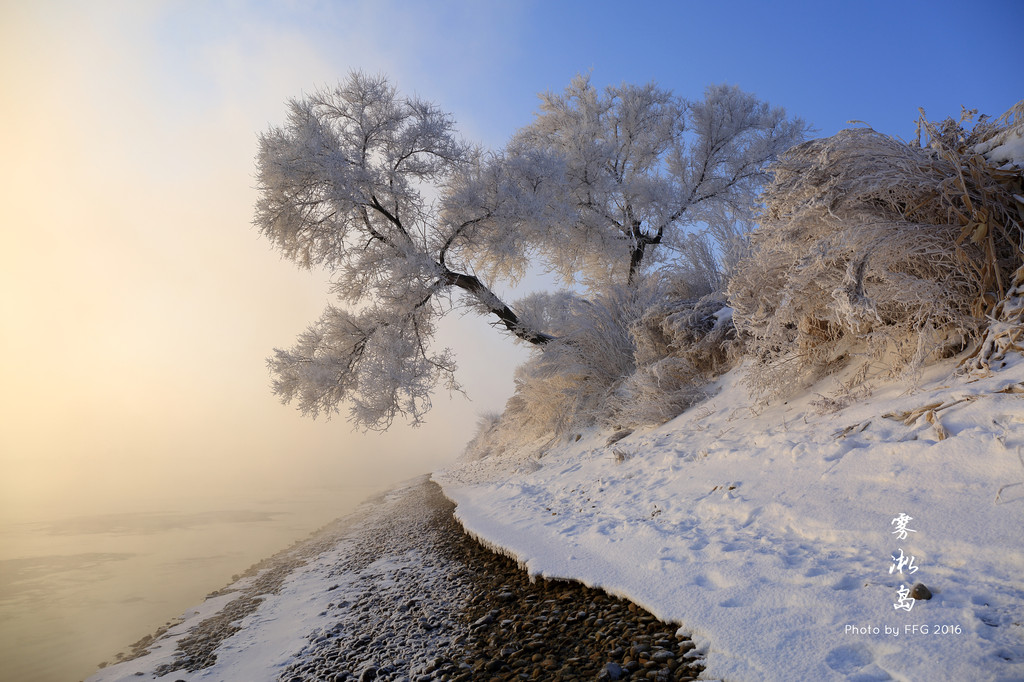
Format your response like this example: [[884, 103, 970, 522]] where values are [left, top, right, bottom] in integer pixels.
[[88, 476, 704, 681]]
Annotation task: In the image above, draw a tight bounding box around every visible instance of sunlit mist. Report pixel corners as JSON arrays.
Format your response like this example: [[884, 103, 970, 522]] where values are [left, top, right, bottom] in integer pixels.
[[0, 2, 529, 525]]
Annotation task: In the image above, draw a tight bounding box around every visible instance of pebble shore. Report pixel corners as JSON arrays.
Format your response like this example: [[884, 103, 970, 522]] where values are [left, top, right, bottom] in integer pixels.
[[115, 478, 705, 681]]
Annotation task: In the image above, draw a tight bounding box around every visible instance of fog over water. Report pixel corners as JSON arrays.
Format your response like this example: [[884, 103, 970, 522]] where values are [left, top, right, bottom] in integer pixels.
[[0, 479, 389, 682]]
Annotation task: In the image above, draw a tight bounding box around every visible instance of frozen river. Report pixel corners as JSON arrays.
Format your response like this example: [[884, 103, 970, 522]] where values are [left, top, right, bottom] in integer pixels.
[[0, 482, 383, 682]]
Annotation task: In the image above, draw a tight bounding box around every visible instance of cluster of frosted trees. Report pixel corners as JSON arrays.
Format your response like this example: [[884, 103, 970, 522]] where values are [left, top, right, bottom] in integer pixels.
[[255, 72, 805, 431], [256, 72, 1023, 437]]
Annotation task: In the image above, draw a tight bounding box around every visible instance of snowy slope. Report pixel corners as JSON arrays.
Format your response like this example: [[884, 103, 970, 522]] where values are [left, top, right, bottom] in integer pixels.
[[436, 356, 1024, 681]]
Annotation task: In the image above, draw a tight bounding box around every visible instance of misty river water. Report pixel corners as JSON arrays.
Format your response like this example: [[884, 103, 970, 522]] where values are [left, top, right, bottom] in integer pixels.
[[0, 482, 387, 682]]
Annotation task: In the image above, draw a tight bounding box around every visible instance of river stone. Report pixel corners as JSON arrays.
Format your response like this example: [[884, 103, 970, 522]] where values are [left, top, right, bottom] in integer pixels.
[[911, 582, 933, 600]]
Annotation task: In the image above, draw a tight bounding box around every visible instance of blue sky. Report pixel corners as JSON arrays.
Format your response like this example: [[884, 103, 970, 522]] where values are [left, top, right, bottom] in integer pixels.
[[146, 0, 1023, 143], [1, 0, 1021, 516], [433, 0, 1022, 142]]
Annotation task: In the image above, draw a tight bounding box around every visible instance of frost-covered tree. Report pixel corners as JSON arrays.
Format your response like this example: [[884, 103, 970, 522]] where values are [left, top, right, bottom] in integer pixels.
[[255, 72, 553, 430], [255, 72, 806, 431], [454, 75, 808, 288], [438, 76, 807, 435]]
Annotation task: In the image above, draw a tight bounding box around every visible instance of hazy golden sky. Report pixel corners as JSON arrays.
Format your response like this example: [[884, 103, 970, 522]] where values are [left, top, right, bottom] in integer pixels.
[[0, 1, 532, 520]]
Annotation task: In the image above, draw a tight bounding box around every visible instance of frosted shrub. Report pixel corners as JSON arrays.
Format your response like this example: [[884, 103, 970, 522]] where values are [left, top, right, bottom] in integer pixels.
[[499, 267, 741, 436], [460, 412, 504, 461], [730, 103, 1024, 398], [502, 286, 645, 437], [606, 293, 741, 426]]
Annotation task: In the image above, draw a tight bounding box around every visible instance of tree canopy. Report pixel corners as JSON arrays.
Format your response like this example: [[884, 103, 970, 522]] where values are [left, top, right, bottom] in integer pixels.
[[254, 72, 806, 430], [450, 75, 808, 288]]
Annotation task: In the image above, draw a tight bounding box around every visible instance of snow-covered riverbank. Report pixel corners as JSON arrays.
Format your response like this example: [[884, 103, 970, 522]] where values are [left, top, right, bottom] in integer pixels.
[[436, 356, 1024, 681], [87, 478, 697, 682]]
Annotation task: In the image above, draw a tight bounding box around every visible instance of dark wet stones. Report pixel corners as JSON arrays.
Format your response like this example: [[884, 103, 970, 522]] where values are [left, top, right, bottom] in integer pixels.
[[600, 661, 625, 680]]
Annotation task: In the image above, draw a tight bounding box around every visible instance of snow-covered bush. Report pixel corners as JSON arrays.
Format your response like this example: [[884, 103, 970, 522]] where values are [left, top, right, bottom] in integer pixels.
[[496, 266, 744, 437], [730, 103, 1024, 398], [606, 293, 741, 426], [458, 411, 504, 461], [501, 285, 648, 437]]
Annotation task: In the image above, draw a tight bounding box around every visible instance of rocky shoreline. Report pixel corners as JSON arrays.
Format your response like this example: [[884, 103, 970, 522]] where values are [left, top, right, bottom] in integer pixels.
[[100, 478, 705, 681]]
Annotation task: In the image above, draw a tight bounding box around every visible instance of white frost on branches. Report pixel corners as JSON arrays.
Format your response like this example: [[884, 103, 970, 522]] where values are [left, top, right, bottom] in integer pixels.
[[730, 103, 1024, 398], [474, 75, 808, 287], [254, 72, 806, 431], [255, 72, 551, 429], [267, 305, 458, 429]]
